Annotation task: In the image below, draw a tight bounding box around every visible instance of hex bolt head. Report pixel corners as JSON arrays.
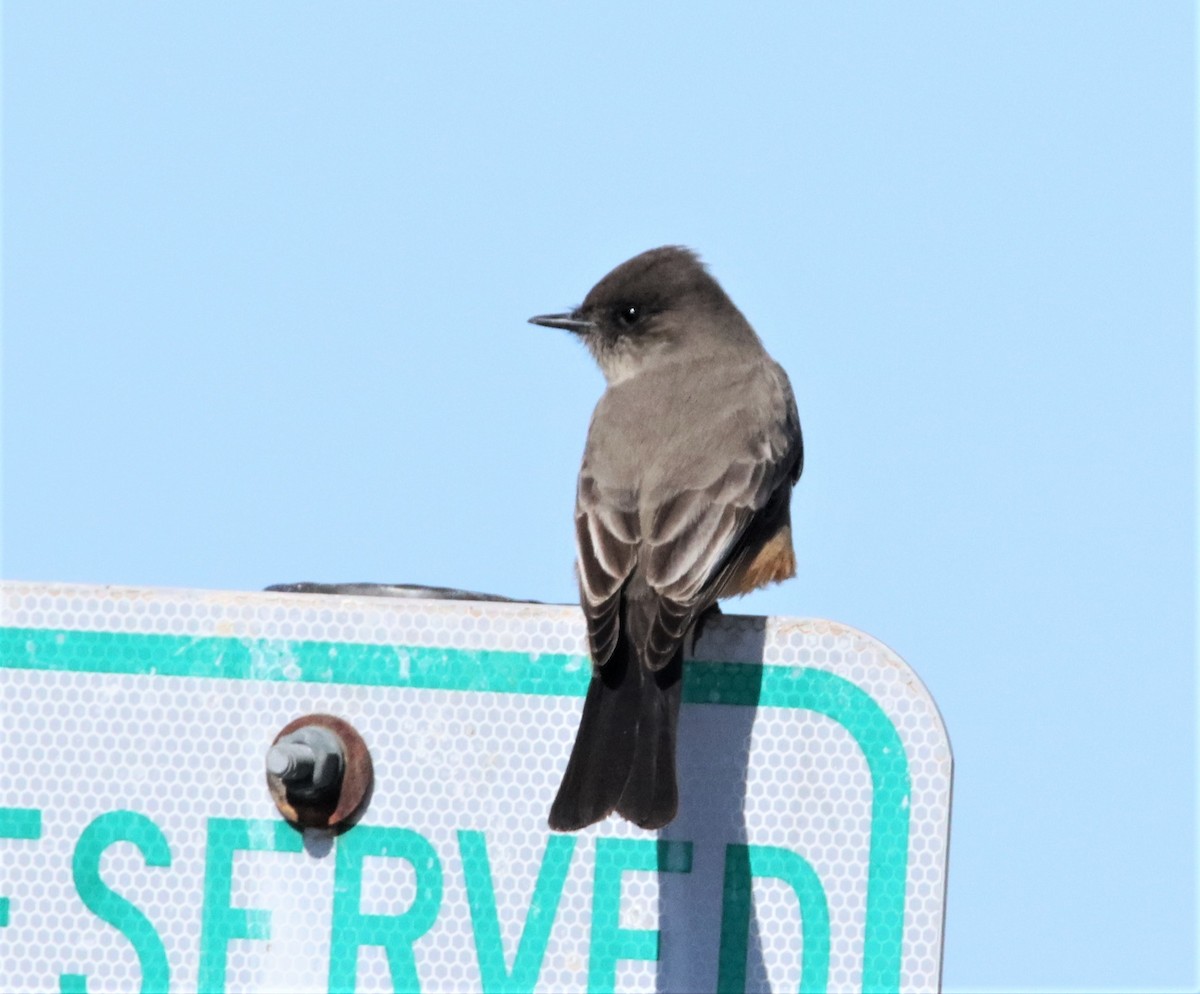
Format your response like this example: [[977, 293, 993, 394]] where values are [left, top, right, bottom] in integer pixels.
[[265, 714, 374, 833], [266, 725, 345, 801]]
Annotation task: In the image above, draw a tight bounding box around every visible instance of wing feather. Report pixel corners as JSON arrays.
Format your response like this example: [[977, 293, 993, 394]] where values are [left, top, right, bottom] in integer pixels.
[[576, 359, 803, 672], [575, 473, 639, 667]]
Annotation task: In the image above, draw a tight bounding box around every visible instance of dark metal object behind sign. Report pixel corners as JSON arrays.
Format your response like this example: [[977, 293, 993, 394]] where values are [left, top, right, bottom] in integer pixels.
[[265, 582, 531, 603]]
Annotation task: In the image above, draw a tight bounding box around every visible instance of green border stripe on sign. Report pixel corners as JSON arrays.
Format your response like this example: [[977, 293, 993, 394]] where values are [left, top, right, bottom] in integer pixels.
[[1, 626, 911, 992]]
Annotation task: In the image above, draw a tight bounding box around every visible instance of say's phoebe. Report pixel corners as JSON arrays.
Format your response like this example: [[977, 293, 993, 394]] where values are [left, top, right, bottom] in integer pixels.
[[530, 246, 803, 831]]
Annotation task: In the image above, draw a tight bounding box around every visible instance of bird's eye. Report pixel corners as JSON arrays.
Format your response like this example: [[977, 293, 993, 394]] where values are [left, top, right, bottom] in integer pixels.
[[616, 305, 640, 327]]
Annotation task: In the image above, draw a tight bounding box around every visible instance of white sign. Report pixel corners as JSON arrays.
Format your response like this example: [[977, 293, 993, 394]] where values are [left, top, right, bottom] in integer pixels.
[[0, 582, 951, 993]]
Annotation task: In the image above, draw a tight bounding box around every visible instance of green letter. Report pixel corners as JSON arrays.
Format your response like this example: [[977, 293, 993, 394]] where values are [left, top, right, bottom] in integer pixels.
[[330, 826, 443, 993], [68, 811, 171, 994], [459, 831, 575, 993], [717, 844, 830, 994], [198, 818, 303, 993], [0, 808, 41, 928], [589, 839, 692, 993]]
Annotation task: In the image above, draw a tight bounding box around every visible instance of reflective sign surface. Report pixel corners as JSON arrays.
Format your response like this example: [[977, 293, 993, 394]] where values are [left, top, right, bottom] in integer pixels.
[[1, 582, 951, 993]]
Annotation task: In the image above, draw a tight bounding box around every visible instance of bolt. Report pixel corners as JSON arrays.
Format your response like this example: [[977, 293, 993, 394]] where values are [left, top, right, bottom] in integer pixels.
[[265, 714, 373, 832], [267, 742, 316, 781], [265, 725, 345, 800]]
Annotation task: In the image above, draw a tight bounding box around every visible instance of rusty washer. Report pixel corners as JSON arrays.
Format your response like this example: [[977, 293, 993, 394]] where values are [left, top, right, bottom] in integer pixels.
[[265, 713, 374, 832]]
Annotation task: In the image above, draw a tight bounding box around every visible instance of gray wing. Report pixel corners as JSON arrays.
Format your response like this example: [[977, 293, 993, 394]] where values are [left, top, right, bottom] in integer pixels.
[[575, 365, 801, 670], [574, 472, 639, 667], [635, 423, 799, 667]]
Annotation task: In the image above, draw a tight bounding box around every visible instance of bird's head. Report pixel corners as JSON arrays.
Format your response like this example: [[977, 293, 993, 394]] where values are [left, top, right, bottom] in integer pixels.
[[530, 246, 756, 384]]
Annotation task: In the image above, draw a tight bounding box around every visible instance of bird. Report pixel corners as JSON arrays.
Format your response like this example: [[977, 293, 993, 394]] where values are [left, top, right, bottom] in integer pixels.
[[529, 246, 803, 831]]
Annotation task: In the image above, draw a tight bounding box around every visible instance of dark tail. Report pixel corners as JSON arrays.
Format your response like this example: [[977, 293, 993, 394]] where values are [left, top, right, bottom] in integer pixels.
[[548, 644, 683, 832]]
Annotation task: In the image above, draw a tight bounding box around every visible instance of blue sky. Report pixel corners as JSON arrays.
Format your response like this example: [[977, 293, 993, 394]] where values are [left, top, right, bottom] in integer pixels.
[[2, 4, 1195, 991]]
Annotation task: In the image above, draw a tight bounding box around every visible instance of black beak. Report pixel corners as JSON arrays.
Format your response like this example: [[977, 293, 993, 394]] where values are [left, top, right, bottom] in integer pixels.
[[528, 311, 593, 333]]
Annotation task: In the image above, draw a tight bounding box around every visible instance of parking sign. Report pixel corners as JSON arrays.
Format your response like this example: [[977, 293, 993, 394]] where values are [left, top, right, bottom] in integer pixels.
[[1, 582, 951, 993]]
